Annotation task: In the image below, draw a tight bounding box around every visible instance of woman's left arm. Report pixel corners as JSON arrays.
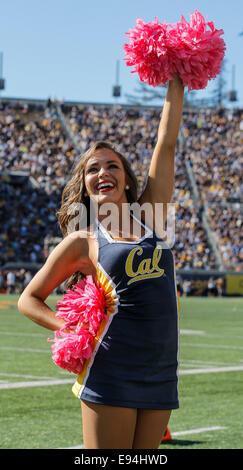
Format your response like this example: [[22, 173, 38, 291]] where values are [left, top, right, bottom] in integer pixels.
[[138, 74, 184, 206]]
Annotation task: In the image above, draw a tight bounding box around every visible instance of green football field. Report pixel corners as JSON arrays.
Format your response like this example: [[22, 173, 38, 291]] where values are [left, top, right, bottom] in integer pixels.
[[0, 294, 242, 449]]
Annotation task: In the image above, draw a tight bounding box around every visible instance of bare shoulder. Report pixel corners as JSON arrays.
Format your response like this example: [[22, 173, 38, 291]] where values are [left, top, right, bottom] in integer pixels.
[[48, 231, 90, 262], [66, 230, 90, 256], [74, 227, 99, 268], [52, 229, 99, 270], [18, 231, 96, 303]]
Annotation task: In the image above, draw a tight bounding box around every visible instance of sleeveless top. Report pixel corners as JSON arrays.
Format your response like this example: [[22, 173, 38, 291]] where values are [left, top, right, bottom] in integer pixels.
[[72, 212, 180, 409]]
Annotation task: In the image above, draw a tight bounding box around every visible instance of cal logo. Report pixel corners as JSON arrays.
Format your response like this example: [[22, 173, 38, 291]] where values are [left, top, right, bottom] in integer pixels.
[[125, 245, 165, 285]]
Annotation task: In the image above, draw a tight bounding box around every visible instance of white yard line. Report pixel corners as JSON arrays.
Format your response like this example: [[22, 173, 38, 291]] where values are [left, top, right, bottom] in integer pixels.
[[182, 343, 243, 351], [206, 333, 243, 340], [2, 329, 243, 341], [0, 364, 242, 390], [0, 372, 60, 380], [172, 426, 227, 437], [180, 330, 206, 336], [0, 331, 45, 338], [0, 378, 74, 390], [181, 359, 233, 366], [0, 346, 49, 353], [59, 426, 227, 449], [180, 365, 243, 375]]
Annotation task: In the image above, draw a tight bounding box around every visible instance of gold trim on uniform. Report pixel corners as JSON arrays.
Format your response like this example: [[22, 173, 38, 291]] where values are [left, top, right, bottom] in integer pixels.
[[72, 263, 119, 398]]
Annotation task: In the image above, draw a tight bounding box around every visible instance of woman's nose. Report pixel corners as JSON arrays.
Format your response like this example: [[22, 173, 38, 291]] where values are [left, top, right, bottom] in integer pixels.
[[98, 166, 110, 177]]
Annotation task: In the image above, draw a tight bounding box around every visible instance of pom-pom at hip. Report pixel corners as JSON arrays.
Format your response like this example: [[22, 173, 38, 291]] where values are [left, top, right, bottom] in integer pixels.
[[48, 275, 107, 375]]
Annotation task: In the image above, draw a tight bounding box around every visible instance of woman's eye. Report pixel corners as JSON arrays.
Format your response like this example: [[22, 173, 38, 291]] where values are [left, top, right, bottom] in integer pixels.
[[87, 164, 118, 173], [87, 167, 97, 173]]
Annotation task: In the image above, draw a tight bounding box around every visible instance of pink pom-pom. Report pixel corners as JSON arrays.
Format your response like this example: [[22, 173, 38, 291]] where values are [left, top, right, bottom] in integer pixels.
[[124, 10, 226, 90], [173, 10, 226, 90], [55, 275, 106, 334], [124, 17, 175, 87], [50, 330, 94, 374], [48, 275, 107, 374]]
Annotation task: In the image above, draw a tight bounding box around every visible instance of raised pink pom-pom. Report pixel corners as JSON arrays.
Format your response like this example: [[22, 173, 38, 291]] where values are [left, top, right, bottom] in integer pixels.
[[48, 275, 106, 374], [173, 10, 226, 90], [124, 17, 175, 87], [123, 10, 226, 90]]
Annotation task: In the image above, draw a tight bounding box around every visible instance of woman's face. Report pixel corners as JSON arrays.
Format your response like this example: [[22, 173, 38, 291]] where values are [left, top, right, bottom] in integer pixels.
[[84, 148, 128, 206]]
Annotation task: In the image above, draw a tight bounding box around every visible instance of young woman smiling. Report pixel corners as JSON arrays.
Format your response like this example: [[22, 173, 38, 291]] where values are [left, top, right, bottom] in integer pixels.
[[18, 74, 184, 449]]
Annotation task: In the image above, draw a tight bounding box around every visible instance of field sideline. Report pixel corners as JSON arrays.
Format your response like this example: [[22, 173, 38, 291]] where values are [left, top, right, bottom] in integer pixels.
[[0, 294, 242, 449]]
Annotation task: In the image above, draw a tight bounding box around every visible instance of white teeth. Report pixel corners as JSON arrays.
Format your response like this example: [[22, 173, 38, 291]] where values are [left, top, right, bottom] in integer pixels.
[[97, 182, 114, 189]]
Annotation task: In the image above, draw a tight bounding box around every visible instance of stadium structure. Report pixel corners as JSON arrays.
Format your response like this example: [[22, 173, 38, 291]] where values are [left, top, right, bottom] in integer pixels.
[[0, 96, 242, 297]]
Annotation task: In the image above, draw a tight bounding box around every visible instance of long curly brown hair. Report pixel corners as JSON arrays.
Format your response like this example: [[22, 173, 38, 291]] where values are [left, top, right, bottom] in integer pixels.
[[56, 140, 138, 290]]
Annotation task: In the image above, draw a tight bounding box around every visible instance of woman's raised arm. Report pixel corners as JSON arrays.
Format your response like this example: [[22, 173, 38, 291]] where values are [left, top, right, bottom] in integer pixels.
[[138, 74, 184, 206]]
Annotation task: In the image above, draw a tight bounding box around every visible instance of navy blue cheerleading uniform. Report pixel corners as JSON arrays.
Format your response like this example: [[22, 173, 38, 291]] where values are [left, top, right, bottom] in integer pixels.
[[72, 212, 180, 410]]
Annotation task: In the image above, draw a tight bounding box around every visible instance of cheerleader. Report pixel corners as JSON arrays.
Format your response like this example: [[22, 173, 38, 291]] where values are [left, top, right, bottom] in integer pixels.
[[18, 74, 184, 449]]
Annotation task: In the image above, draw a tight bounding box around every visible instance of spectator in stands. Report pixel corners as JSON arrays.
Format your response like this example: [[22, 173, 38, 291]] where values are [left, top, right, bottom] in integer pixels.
[[6, 271, 16, 294], [207, 277, 217, 296], [216, 277, 224, 296], [182, 279, 191, 296], [0, 269, 4, 293], [23, 270, 33, 287]]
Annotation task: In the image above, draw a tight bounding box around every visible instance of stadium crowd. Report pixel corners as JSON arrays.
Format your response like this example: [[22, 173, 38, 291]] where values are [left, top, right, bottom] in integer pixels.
[[0, 100, 78, 194], [181, 107, 242, 203], [0, 99, 242, 295]]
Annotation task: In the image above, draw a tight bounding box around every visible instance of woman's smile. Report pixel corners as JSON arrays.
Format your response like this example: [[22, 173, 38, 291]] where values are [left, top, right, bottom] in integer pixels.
[[84, 149, 127, 204], [95, 180, 116, 192]]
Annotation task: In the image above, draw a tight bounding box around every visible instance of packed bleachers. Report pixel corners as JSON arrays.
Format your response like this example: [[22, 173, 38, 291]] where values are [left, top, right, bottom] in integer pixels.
[[181, 107, 242, 203], [0, 100, 78, 193], [180, 107, 242, 271], [206, 204, 242, 271], [0, 99, 242, 294]]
